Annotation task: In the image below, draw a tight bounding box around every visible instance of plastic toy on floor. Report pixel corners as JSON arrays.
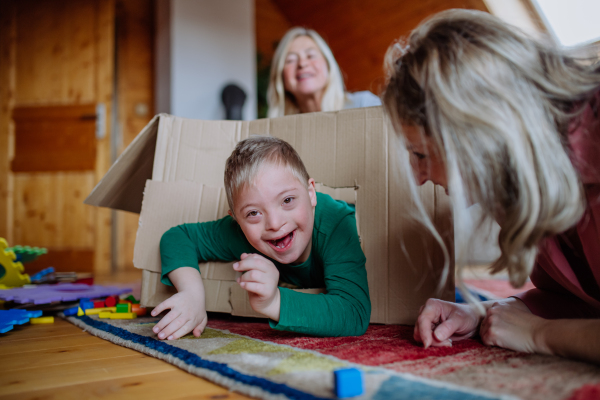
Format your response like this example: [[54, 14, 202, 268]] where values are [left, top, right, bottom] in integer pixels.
[[0, 238, 30, 289], [6, 245, 47, 264], [0, 309, 42, 333], [0, 283, 131, 304]]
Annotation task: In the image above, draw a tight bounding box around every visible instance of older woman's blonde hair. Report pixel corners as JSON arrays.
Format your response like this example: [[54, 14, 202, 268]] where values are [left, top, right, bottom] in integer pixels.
[[267, 27, 346, 117], [382, 9, 600, 304]]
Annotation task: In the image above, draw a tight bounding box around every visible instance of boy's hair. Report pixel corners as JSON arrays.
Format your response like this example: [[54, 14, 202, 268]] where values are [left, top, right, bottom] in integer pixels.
[[224, 136, 310, 215]]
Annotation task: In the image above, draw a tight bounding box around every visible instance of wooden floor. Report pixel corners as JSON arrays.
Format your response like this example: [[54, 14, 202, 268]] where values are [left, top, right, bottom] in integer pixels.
[[0, 271, 253, 400]]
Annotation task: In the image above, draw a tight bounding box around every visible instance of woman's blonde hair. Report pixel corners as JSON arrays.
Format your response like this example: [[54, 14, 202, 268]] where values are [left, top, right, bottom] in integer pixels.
[[382, 9, 600, 298], [267, 27, 346, 117]]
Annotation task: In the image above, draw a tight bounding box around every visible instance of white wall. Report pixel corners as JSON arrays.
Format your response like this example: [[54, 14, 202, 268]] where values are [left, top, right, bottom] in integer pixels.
[[156, 0, 256, 121]]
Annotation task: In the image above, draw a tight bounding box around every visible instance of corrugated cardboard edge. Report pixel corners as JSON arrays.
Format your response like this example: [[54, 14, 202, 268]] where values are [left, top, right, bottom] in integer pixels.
[[84, 114, 163, 213]]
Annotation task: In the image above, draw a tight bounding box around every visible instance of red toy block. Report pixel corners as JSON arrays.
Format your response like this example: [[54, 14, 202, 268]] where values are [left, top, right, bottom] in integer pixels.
[[93, 301, 105, 308], [104, 296, 118, 307]]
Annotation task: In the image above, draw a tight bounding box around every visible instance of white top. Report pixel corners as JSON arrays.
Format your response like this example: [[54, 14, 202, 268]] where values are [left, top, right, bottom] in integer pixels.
[[344, 91, 382, 109]]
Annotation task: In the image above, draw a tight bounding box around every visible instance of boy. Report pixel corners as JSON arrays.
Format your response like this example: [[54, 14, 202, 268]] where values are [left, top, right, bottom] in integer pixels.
[[151, 136, 370, 339]]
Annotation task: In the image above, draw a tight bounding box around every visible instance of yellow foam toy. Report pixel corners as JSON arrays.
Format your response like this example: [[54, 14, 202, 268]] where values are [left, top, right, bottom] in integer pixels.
[[0, 238, 30, 288]]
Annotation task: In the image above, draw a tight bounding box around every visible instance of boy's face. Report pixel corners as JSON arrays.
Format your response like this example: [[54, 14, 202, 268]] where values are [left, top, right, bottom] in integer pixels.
[[230, 163, 317, 265]]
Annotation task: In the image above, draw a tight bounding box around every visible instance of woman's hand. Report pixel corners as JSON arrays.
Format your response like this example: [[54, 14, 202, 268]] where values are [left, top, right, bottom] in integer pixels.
[[480, 300, 549, 354], [234, 253, 281, 321], [414, 298, 482, 348]]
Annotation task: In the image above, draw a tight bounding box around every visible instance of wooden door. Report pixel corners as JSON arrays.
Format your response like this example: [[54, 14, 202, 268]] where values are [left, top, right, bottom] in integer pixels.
[[0, 0, 115, 274]]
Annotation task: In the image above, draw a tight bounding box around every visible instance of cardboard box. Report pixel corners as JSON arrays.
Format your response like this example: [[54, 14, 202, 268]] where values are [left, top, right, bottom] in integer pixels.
[[85, 107, 454, 324]]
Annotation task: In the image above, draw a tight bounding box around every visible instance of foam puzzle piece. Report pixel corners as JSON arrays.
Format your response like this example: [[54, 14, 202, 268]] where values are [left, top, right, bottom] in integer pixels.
[[7, 245, 48, 263], [0, 309, 43, 333], [0, 238, 30, 288], [334, 368, 364, 398], [0, 283, 130, 305]]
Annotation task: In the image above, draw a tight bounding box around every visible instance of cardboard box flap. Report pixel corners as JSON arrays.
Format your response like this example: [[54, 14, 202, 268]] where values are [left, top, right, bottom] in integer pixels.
[[133, 180, 229, 273], [84, 114, 162, 213]]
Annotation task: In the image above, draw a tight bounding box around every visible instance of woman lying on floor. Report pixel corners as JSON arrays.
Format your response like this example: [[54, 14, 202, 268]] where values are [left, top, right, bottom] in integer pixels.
[[382, 9, 600, 364]]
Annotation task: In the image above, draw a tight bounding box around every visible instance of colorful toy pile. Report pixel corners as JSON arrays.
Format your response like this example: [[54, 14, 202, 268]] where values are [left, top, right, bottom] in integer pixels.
[[64, 295, 146, 320]]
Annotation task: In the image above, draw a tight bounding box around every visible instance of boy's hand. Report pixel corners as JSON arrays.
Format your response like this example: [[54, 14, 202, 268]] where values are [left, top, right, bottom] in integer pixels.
[[151, 267, 208, 340], [234, 253, 281, 321]]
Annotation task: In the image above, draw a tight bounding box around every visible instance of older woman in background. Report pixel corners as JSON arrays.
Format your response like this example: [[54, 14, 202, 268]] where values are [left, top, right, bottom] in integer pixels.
[[267, 27, 380, 117]]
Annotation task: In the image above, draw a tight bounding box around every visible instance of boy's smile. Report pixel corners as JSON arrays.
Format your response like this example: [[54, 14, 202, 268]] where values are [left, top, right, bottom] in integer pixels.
[[230, 162, 317, 265]]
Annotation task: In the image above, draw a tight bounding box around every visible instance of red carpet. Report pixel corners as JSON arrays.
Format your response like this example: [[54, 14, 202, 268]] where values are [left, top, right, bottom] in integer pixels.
[[205, 279, 600, 400]]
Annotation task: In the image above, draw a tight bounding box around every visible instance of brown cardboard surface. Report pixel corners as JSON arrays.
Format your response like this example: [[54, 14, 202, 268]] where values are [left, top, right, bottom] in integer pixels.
[[87, 107, 454, 324]]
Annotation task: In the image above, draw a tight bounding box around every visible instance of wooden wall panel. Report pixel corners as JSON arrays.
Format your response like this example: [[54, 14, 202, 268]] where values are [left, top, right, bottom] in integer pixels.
[[115, 0, 155, 270], [15, 0, 97, 104], [13, 173, 95, 248], [6, 0, 115, 274], [12, 105, 97, 172], [0, 1, 16, 241], [271, 0, 488, 93]]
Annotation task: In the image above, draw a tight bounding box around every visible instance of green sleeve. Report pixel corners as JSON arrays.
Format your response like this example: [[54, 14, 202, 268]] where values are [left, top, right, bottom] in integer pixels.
[[270, 215, 371, 336], [159, 216, 254, 286]]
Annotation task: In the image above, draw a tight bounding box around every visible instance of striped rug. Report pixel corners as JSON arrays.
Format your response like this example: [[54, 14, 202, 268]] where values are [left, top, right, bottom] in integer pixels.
[[65, 312, 600, 400]]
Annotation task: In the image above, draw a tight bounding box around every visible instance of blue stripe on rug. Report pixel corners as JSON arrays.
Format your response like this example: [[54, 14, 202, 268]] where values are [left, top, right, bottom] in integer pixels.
[[77, 315, 328, 400]]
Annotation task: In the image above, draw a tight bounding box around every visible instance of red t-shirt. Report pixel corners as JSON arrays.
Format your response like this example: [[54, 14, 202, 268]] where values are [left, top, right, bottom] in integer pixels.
[[514, 89, 600, 319]]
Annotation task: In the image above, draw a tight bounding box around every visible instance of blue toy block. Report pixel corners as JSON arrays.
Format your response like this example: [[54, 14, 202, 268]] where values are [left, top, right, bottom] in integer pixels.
[[79, 300, 94, 311], [334, 368, 364, 398], [63, 306, 79, 316]]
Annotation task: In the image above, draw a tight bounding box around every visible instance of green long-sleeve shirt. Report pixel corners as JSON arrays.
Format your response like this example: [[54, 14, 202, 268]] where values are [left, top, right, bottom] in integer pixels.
[[160, 192, 371, 337]]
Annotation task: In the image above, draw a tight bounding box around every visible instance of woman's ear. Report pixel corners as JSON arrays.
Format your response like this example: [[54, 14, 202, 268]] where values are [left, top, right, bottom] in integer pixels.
[[307, 178, 317, 207]]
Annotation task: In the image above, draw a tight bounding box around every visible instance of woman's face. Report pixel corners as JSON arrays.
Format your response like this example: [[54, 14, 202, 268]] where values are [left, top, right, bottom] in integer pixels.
[[282, 36, 329, 100], [403, 125, 448, 190]]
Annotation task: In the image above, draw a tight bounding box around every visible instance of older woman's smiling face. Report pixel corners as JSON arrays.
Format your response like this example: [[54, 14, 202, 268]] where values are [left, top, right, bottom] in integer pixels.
[[282, 36, 329, 101]]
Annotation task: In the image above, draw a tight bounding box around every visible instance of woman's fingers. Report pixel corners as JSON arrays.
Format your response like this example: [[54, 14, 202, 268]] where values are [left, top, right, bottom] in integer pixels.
[[433, 316, 462, 343], [416, 301, 443, 348]]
